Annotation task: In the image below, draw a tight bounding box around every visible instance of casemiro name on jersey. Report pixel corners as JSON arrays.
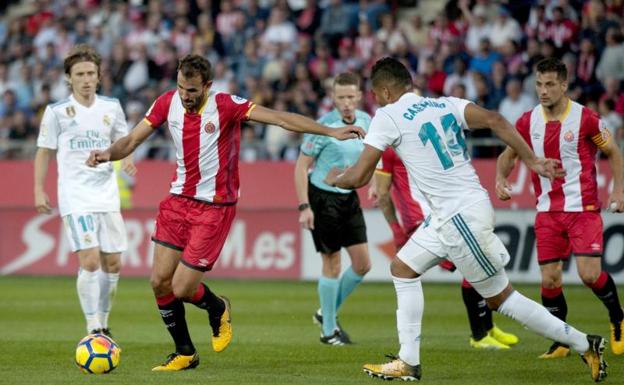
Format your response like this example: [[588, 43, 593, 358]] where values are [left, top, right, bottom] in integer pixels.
[[403, 100, 448, 121]]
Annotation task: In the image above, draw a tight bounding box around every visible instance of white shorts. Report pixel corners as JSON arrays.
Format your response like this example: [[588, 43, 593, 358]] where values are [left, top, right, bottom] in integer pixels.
[[62, 212, 127, 253], [398, 200, 510, 298]]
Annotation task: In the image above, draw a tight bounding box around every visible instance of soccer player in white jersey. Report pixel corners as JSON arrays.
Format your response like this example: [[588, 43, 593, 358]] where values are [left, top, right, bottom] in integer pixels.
[[325, 57, 607, 382], [496, 57, 624, 358], [86, 54, 364, 371], [34, 44, 136, 336]]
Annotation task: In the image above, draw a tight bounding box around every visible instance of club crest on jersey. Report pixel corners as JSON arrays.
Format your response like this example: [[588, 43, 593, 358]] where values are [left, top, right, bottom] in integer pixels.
[[83, 234, 92, 245], [204, 121, 216, 134], [66, 106, 76, 118], [231, 95, 248, 104], [563, 130, 574, 142], [102, 114, 111, 126]]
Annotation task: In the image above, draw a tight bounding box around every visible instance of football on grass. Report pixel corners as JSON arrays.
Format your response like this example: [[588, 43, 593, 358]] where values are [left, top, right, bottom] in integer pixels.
[[75, 334, 120, 374]]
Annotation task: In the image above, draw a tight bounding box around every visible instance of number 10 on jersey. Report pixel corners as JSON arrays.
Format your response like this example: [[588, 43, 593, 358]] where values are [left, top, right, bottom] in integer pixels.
[[419, 113, 469, 170]]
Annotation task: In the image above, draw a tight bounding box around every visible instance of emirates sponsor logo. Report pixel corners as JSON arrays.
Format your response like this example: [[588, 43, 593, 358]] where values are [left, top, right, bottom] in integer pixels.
[[204, 121, 216, 134], [564, 130, 574, 142]]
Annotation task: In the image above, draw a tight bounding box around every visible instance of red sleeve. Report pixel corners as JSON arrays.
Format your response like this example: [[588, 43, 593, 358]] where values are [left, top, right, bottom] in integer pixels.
[[582, 107, 610, 147], [583, 108, 601, 137], [145, 90, 176, 128], [515, 111, 532, 143], [377, 148, 396, 174], [215, 93, 255, 123]]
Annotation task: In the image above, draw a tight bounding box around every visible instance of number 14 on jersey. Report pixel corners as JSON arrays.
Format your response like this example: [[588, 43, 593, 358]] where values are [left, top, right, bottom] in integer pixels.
[[419, 113, 469, 170]]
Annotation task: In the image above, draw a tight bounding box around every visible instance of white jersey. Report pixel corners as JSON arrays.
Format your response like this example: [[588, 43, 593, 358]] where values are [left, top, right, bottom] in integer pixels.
[[37, 94, 128, 216], [364, 93, 489, 228]]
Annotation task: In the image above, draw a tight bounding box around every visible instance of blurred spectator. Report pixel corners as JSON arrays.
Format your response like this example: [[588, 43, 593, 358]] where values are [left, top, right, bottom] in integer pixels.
[[444, 57, 476, 100], [0, 0, 621, 160], [498, 78, 534, 125], [262, 8, 298, 49], [489, 6, 521, 50], [596, 27, 624, 83], [442, 37, 470, 74], [525, 4, 549, 41], [599, 77, 624, 115], [469, 38, 501, 76], [544, 6, 577, 49], [599, 98, 624, 141], [399, 14, 428, 50], [423, 56, 446, 97], [240, 124, 270, 162], [295, 0, 322, 36], [461, 1, 493, 55], [354, 20, 376, 62], [6, 110, 35, 159], [334, 38, 362, 75], [319, 0, 352, 55]]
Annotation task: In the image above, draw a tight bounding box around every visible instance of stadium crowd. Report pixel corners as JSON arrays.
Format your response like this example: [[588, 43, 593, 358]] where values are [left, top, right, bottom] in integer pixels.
[[0, 0, 623, 160]]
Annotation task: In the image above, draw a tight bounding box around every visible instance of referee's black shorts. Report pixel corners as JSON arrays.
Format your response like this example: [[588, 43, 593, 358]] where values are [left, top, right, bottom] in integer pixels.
[[308, 182, 367, 254]]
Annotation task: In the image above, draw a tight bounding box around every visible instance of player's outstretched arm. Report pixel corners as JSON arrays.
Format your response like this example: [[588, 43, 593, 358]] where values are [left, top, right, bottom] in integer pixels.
[[325, 145, 382, 189], [294, 153, 315, 230], [495, 147, 519, 201], [464, 103, 562, 181], [87, 119, 153, 166], [34, 147, 53, 214], [600, 138, 624, 212], [248, 105, 365, 140]]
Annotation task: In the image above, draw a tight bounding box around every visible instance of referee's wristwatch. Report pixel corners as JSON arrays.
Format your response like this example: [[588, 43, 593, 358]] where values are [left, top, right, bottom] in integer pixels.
[[298, 203, 310, 211]]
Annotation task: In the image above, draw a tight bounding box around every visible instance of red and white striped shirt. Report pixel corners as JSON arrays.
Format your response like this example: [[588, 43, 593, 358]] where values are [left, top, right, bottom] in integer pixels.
[[516, 99, 610, 212], [145, 90, 255, 204]]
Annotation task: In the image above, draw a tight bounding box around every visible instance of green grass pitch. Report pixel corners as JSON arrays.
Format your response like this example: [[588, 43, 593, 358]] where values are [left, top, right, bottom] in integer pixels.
[[0, 276, 621, 384]]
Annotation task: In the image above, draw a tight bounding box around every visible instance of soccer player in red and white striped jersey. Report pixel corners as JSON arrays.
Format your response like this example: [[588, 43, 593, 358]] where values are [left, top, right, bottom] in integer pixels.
[[497, 57, 624, 357], [373, 147, 518, 350], [87, 54, 364, 371]]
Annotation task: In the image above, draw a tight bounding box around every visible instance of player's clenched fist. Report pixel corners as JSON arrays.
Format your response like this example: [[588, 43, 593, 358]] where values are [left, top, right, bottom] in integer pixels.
[[86, 150, 111, 167]]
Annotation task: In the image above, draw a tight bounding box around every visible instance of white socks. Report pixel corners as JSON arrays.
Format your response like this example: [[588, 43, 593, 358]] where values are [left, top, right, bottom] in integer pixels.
[[498, 291, 589, 353], [393, 275, 424, 366], [98, 271, 120, 330], [77, 269, 101, 333]]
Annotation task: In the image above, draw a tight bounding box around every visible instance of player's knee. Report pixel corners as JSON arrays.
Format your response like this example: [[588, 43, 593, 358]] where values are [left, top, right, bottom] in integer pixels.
[[353, 260, 371, 276], [580, 270, 601, 287], [80, 258, 100, 272], [171, 281, 194, 300], [540, 274, 561, 289], [150, 275, 172, 296], [390, 257, 418, 278], [103, 258, 121, 273]]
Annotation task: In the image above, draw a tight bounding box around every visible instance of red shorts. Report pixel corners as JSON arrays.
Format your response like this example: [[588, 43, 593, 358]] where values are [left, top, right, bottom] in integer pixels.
[[152, 194, 237, 272], [534, 211, 603, 265]]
